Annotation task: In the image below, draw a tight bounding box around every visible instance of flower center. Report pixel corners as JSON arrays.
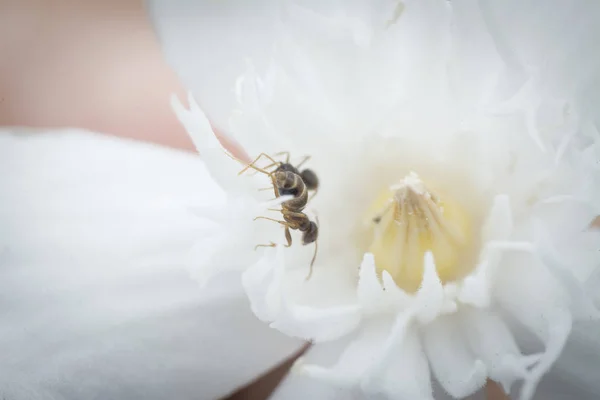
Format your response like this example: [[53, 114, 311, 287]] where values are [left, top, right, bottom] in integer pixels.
[[365, 172, 474, 293]]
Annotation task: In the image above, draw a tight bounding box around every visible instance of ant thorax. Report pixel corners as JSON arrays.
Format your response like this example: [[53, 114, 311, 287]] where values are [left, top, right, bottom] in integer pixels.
[[367, 172, 474, 293]]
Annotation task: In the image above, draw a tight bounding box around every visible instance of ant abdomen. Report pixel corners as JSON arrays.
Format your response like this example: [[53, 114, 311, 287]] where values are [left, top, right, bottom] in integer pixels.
[[302, 221, 318, 245]]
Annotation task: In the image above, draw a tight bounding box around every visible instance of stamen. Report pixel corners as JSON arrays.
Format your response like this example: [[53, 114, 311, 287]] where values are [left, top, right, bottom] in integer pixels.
[[366, 172, 474, 293]]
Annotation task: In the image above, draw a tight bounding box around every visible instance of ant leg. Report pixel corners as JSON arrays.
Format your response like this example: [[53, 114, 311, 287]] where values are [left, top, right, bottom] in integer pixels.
[[255, 242, 276, 251], [238, 161, 271, 176], [238, 153, 279, 175], [295, 155, 311, 169], [254, 216, 288, 225], [284, 226, 293, 247], [267, 208, 282, 212], [305, 240, 318, 281], [308, 188, 319, 201], [274, 151, 291, 163]]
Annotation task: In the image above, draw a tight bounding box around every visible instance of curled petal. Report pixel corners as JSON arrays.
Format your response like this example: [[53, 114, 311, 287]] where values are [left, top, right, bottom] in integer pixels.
[[299, 320, 391, 387], [494, 253, 573, 400], [242, 245, 286, 322], [171, 93, 261, 194], [461, 308, 541, 393], [186, 196, 281, 287], [299, 315, 433, 399], [422, 315, 488, 398], [362, 314, 434, 399], [271, 302, 362, 343], [243, 245, 361, 342]]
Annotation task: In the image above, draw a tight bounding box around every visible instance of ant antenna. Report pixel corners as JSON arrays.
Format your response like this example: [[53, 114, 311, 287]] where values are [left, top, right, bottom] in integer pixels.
[[238, 153, 280, 175]]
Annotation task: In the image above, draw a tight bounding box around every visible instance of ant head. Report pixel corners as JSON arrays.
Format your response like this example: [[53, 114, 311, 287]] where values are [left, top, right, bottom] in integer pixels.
[[275, 163, 299, 174], [300, 169, 319, 190]]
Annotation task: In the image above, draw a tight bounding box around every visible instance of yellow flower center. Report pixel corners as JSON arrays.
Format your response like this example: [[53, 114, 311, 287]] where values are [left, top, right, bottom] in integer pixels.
[[365, 172, 474, 293]]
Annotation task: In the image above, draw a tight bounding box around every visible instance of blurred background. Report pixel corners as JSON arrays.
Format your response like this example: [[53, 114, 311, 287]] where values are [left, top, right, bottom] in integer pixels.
[[0, 0, 190, 149]]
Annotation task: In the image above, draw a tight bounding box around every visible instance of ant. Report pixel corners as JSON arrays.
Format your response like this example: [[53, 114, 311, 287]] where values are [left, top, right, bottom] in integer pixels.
[[238, 152, 319, 279]]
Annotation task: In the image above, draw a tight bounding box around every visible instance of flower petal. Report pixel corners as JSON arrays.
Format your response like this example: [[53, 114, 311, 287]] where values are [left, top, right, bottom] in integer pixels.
[[459, 194, 513, 307], [148, 0, 280, 128], [0, 130, 303, 399], [242, 245, 287, 322], [271, 340, 361, 400], [421, 314, 488, 398], [187, 195, 283, 287], [170, 93, 260, 194], [493, 251, 573, 400], [447, 0, 504, 110], [358, 253, 410, 313], [271, 301, 362, 343], [298, 319, 391, 387], [479, 0, 600, 102], [460, 308, 540, 394], [414, 252, 453, 324], [362, 315, 434, 399]]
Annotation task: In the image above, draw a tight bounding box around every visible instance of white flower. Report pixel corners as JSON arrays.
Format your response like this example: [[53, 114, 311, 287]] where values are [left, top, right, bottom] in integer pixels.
[[156, 0, 600, 399]]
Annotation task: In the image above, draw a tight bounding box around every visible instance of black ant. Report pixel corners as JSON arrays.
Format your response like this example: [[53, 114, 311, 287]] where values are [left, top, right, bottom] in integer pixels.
[[238, 152, 319, 279]]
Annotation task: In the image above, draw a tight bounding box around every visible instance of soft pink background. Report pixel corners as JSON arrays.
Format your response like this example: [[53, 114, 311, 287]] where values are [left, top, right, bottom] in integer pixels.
[[0, 0, 192, 150]]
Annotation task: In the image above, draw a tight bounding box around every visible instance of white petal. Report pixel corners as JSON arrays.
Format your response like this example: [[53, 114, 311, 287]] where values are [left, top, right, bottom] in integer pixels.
[[0, 130, 303, 399], [537, 241, 600, 322], [270, 340, 362, 400], [187, 195, 283, 287], [298, 319, 390, 386], [243, 247, 361, 342], [461, 308, 540, 394], [479, 0, 600, 102], [242, 245, 286, 322], [148, 0, 279, 128], [493, 252, 572, 400], [298, 316, 432, 399], [422, 315, 488, 398], [459, 194, 513, 307], [171, 93, 262, 194], [357, 253, 384, 310], [271, 301, 362, 342], [481, 194, 513, 242], [447, 0, 504, 110], [358, 253, 410, 313], [414, 252, 451, 324], [363, 314, 434, 399]]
